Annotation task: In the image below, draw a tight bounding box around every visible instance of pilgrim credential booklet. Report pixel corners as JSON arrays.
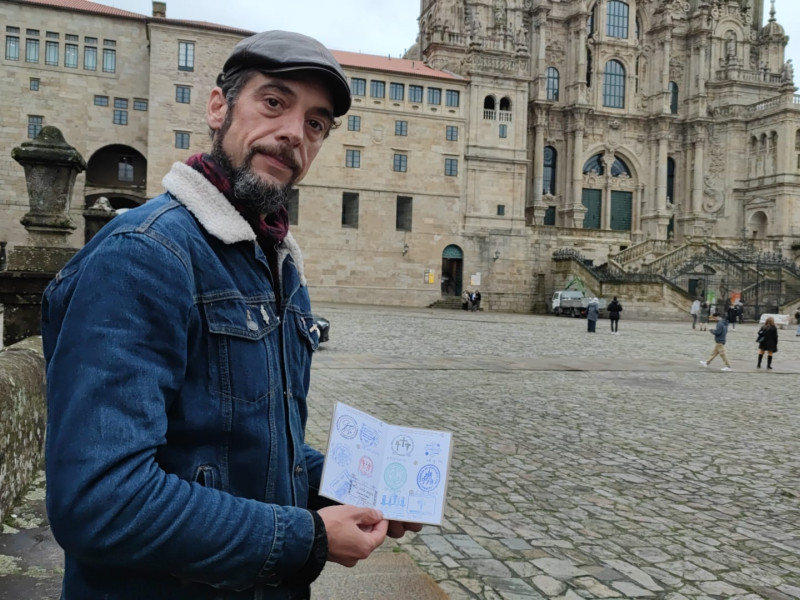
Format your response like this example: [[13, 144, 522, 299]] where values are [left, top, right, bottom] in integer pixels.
[[319, 402, 453, 525]]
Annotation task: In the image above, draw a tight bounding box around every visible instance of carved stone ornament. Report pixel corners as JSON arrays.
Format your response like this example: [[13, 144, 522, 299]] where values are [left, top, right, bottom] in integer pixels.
[[609, 119, 622, 130], [703, 176, 725, 214]]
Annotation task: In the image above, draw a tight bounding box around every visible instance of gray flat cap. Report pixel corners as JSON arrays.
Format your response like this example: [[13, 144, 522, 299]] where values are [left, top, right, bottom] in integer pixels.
[[221, 30, 351, 116]]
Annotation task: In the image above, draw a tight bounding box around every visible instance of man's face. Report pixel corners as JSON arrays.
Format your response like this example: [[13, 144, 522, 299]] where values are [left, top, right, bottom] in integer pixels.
[[207, 72, 335, 214]]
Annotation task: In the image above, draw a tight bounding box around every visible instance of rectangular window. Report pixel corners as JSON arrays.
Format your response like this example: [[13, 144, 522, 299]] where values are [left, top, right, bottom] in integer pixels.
[[6, 26, 19, 34], [114, 98, 128, 109], [446, 125, 458, 141], [26, 29, 40, 36], [46, 31, 59, 39], [6, 35, 19, 60], [286, 188, 299, 225], [45, 40, 58, 65], [113, 109, 128, 125], [65, 34, 78, 42], [350, 77, 366, 96], [396, 195, 412, 231], [84, 45, 97, 70], [393, 154, 408, 173], [175, 131, 190, 149], [444, 158, 458, 176], [29, 78, 39, 91], [27, 115, 43, 139], [118, 157, 133, 182], [497, 204, 505, 216], [543, 206, 556, 226], [84, 36, 97, 44], [342, 192, 359, 228], [427, 87, 442, 105], [409, 85, 423, 103], [104, 39, 116, 47], [499, 124, 508, 138], [94, 94, 109, 106], [394, 120, 407, 136], [103, 48, 116, 72], [347, 115, 361, 131], [133, 98, 148, 111], [175, 85, 191, 103], [26, 38, 39, 63], [389, 82, 404, 101], [65, 43, 78, 67], [345, 149, 361, 168], [370, 80, 385, 98], [445, 89, 460, 107], [178, 41, 195, 71]]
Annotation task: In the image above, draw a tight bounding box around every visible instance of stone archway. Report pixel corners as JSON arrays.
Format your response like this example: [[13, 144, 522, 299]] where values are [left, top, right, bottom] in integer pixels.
[[748, 211, 768, 240], [441, 244, 463, 296]]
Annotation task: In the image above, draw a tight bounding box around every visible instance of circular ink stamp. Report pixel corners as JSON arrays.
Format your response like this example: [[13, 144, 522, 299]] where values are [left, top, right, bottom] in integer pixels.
[[383, 462, 407, 490], [336, 414, 358, 439], [391, 434, 414, 457], [416, 464, 441, 492], [360, 424, 379, 449], [332, 444, 351, 468]]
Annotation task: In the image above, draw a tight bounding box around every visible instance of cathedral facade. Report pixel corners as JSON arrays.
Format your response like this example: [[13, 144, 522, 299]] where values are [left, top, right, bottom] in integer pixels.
[[2, 0, 798, 313]]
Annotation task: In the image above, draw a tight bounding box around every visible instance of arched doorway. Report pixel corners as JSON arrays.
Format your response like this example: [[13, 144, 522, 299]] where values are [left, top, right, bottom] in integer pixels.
[[748, 211, 768, 240], [441, 245, 463, 297]]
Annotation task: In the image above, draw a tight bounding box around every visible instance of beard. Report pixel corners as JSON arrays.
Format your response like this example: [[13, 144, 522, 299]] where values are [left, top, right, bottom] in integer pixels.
[[210, 127, 300, 216]]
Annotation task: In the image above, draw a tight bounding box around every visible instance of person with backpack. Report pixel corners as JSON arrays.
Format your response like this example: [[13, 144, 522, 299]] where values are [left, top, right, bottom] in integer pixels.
[[608, 296, 622, 334], [757, 316, 779, 369]]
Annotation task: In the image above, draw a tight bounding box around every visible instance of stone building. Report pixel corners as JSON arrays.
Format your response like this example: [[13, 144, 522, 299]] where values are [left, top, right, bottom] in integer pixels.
[[2, 0, 800, 315]]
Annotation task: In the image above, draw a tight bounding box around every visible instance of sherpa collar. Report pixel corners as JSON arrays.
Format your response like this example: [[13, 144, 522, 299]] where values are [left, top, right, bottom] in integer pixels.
[[161, 161, 307, 285]]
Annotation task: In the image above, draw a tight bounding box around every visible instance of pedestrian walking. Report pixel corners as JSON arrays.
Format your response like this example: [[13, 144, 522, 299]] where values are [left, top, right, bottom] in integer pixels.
[[40, 30, 419, 600], [698, 301, 711, 331], [690, 298, 700, 329], [756, 316, 779, 369], [700, 315, 732, 371], [586, 298, 599, 333], [607, 296, 622, 334], [726, 304, 738, 330], [795, 308, 800, 336]]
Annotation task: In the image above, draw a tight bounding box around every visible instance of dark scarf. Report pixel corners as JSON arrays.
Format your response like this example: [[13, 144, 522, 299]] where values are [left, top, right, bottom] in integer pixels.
[[186, 153, 288, 301], [186, 153, 289, 245]]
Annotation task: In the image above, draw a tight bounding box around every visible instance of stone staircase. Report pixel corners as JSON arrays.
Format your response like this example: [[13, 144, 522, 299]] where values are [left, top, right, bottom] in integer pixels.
[[428, 296, 464, 310]]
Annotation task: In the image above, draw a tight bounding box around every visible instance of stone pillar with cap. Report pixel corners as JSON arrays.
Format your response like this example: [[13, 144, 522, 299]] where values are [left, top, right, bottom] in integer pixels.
[[1, 126, 85, 345]]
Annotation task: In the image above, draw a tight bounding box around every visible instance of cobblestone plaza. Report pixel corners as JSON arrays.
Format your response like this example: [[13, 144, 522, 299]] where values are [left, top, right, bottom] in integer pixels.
[[305, 305, 800, 599]]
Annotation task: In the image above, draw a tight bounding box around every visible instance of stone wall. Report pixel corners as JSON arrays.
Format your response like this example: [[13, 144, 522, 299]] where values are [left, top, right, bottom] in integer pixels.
[[0, 337, 46, 524]]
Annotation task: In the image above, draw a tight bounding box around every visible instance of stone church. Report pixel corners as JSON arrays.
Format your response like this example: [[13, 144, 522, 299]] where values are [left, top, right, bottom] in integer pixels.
[[2, 0, 799, 316]]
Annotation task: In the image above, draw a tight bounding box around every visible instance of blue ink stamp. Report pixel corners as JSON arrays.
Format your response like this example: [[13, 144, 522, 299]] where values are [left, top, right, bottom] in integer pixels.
[[408, 492, 436, 517], [360, 424, 379, 449], [336, 414, 358, 439], [424, 442, 441, 456], [383, 462, 407, 489], [332, 444, 351, 468], [391, 434, 414, 456], [332, 471, 352, 499], [416, 464, 440, 492]]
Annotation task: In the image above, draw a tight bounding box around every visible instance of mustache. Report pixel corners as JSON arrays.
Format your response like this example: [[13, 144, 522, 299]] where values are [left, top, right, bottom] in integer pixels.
[[245, 144, 300, 178]]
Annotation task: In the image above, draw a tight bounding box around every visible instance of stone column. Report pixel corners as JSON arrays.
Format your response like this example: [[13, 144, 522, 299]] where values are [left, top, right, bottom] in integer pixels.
[[532, 114, 545, 209], [656, 134, 669, 211], [691, 128, 706, 214], [570, 118, 587, 227]]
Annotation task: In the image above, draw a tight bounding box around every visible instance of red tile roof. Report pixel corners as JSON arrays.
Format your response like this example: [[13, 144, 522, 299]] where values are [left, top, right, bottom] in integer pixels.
[[13, 0, 145, 20], [333, 50, 462, 81]]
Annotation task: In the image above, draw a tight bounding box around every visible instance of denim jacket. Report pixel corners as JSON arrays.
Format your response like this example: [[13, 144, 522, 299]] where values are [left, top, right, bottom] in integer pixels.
[[42, 162, 327, 600]]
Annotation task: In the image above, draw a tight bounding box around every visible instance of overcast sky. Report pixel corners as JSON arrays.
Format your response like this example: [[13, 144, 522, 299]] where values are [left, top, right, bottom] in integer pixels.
[[105, 1, 800, 64]]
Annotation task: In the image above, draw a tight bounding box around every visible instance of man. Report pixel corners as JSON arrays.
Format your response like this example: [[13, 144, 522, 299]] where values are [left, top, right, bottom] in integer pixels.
[[700, 315, 732, 371], [42, 31, 419, 600], [607, 296, 622, 334], [690, 298, 700, 329]]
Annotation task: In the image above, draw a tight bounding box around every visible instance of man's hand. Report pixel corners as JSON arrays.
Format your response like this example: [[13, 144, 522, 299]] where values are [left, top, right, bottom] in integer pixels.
[[318, 505, 388, 567], [386, 520, 423, 539]]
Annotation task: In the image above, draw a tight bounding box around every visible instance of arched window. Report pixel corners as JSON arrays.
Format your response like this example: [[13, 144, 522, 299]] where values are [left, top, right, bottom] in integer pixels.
[[611, 156, 631, 177], [603, 60, 626, 108], [588, 3, 596, 36], [483, 95, 496, 120], [635, 15, 641, 39], [543, 146, 557, 194], [546, 67, 560, 101], [667, 157, 675, 204], [583, 154, 605, 175], [606, 1, 629, 39], [669, 81, 679, 114], [499, 96, 512, 111]]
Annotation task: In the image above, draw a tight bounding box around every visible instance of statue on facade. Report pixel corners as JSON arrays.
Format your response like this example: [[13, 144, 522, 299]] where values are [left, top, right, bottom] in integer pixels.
[[726, 32, 736, 60], [783, 59, 794, 83], [494, 0, 507, 28], [516, 24, 529, 47]]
